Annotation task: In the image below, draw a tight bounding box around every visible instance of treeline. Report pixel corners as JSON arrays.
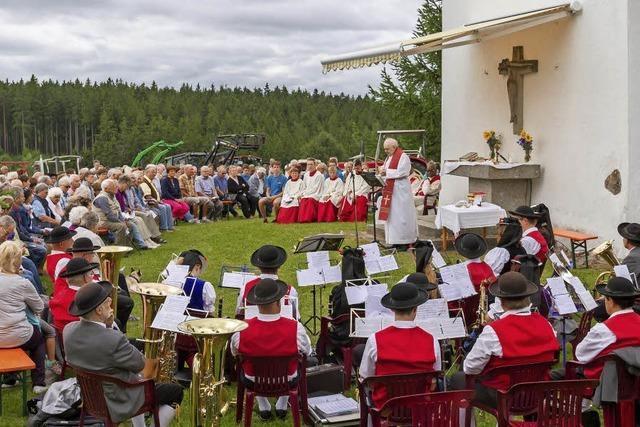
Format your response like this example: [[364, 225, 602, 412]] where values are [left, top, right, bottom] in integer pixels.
[[0, 76, 392, 166]]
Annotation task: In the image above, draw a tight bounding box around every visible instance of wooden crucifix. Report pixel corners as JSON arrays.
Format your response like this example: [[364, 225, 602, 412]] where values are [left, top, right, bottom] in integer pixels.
[[498, 46, 538, 134]]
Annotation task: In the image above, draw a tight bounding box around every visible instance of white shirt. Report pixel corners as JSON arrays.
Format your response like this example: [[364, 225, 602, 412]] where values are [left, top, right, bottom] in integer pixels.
[[359, 320, 442, 380], [230, 313, 312, 380], [484, 247, 511, 277], [52, 250, 71, 280], [521, 227, 542, 256], [321, 177, 344, 207], [342, 173, 371, 198], [281, 179, 305, 207], [301, 171, 324, 200], [575, 308, 634, 363], [463, 308, 554, 375], [235, 274, 300, 318]]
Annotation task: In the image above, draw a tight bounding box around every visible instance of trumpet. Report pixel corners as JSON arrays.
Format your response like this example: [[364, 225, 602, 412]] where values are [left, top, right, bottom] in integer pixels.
[[96, 245, 133, 319], [129, 282, 184, 383], [178, 318, 248, 427]]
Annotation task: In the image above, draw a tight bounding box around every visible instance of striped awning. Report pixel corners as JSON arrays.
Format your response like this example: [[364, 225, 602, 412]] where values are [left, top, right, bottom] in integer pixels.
[[321, 3, 581, 73]]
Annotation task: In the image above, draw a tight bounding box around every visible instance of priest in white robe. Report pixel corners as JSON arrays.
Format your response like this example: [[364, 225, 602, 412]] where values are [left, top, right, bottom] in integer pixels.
[[339, 159, 370, 222], [276, 167, 305, 224], [379, 138, 418, 245], [317, 165, 344, 222], [298, 158, 324, 223]]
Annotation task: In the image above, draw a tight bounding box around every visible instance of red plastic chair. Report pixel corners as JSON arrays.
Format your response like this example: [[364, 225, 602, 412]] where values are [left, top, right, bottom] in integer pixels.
[[72, 366, 159, 427], [567, 354, 640, 427], [317, 313, 366, 390], [358, 371, 441, 427], [371, 390, 473, 427], [465, 360, 557, 423], [496, 379, 599, 427], [569, 310, 593, 351], [235, 354, 309, 427]]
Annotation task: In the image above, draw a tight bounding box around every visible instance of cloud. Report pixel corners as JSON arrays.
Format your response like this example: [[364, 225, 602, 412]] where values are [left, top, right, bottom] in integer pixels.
[[0, 0, 422, 94]]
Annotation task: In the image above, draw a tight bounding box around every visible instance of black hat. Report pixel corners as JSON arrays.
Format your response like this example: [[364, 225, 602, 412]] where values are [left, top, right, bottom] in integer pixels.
[[250, 245, 287, 269], [246, 278, 288, 305], [489, 272, 538, 299], [405, 272, 437, 292], [497, 222, 523, 248], [44, 226, 76, 244], [178, 250, 208, 273], [454, 233, 488, 259], [596, 277, 640, 298], [66, 237, 100, 253], [508, 205, 541, 220], [381, 282, 428, 310], [618, 223, 640, 244], [68, 281, 113, 316], [59, 258, 99, 279]]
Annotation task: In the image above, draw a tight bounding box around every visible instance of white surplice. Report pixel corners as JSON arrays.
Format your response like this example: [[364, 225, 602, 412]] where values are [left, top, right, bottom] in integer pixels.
[[382, 151, 418, 245], [342, 173, 370, 198], [301, 171, 324, 200], [281, 179, 305, 207], [321, 177, 344, 207]]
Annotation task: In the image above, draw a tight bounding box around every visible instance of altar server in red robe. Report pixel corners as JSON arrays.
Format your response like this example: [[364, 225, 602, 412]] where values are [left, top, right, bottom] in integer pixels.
[[317, 165, 344, 222], [455, 272, 558, 409], [231, 278, 311, 421], [576, 277, 640, 379], [338, 160, 370, 222], [509, 205, 549, 264], [359, 282, 441, 408], [297, 159, 324, 223], [276, 167, 305, 224]]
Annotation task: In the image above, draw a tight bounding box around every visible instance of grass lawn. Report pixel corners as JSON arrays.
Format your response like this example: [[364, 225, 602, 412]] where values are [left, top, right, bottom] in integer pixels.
[[1, 217, 607, 426]]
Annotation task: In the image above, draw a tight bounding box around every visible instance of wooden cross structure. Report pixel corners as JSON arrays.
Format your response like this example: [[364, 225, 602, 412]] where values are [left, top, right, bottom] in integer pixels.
[[499, 46, 538, 134]]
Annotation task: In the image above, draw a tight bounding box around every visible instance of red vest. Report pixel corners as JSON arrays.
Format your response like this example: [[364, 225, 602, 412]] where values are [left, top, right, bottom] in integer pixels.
[[584, 312, 640, 379], [483, 313, 559, 390], [241, 277, 292, 306], [46, 252, 72, 282], [49, 285, 79, 331], [466, 261, 496, 291], [526, 229, 549, 263], [373, 326, 436, 407], [238, 317, 298, 376]]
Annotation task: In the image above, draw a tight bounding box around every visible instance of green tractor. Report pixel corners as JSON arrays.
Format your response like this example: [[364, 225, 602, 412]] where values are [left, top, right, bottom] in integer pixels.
[[131, 140, 185, 167]]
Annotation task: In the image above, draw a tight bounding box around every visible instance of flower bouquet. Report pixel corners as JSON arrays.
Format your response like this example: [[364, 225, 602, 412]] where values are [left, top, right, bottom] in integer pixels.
[[516, 130, 533, 162], [483, 130, 502, 163]]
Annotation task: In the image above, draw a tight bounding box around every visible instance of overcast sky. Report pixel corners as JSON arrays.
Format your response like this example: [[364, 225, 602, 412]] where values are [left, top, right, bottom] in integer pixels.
[[0, 0, 422, 95]]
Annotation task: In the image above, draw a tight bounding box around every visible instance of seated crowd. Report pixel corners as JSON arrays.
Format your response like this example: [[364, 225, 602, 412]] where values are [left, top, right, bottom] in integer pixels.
[[1, 156, 637, 426]]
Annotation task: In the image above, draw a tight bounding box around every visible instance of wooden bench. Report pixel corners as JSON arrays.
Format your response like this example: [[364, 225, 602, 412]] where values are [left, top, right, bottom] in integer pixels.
[[553, 228, 599, 268], [0, 348, 36, 416]]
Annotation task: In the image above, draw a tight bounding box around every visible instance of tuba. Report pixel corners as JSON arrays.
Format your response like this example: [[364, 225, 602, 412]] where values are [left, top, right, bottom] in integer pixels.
[[592, 240, 620, 268], [96, 245, 133, 319], [178, 318, 248, 427], [129, 282, 184, 382]]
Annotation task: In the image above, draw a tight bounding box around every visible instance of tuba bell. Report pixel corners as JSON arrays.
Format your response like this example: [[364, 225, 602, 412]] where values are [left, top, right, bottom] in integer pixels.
[[592, 240, 620, 268], [96, 245, 133, 319], [178, 318, 248, 427], [129, 282, 184, 382]]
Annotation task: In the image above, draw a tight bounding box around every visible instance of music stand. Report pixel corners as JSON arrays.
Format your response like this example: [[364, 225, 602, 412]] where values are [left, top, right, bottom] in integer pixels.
[[361, 172, 385, 244], [294, 234, 344, 335]]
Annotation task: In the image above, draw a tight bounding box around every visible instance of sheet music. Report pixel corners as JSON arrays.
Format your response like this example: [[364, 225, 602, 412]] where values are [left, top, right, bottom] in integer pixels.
[[437, 283, 463, 302], [221, 272, 259, 289], [416, 298, 449, 320], [416, 319, 444, 339], [307, 251, 330, 269], [244, 303, 293, 319], [548, 253, 562, 267], [366, 283, 388, 296], [365, 294, 393, 318], [162, 263, 190, 287], [546, 277, 578, 315], [365, 254, 399, 275], [567, 276, 598, 311], [428, 240, 447, 268], [614, 265, 633, 283], [345, 285, 368, 305], [163, 295, 190, 313], [353, 317, 381, 337], [439, 263, 476, 298], [296, 268, 325, 286], [440, 316, 467, 339], [360, 243, 381, 261], [320, 265, 342, 284], [150, 296, 191, 332]]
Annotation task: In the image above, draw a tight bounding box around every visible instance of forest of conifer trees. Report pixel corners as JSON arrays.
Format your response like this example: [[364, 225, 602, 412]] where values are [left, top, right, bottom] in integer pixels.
[[0, 75, 391, 166]]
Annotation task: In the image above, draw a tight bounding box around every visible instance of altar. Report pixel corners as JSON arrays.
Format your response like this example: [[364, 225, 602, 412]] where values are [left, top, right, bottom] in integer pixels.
[[443, 161, 541, 213]]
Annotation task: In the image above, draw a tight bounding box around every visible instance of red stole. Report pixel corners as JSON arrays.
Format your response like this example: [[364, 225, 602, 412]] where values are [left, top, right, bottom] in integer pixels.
[[379, 148, 403, 221]]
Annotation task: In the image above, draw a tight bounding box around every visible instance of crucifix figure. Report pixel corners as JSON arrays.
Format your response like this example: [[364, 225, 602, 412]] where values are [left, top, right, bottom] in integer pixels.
[[499, 46, 538, 134]]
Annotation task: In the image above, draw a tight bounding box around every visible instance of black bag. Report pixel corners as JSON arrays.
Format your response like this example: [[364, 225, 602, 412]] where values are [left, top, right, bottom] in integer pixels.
[[413, 240, 434, 273], [340, 246, 366, 284]]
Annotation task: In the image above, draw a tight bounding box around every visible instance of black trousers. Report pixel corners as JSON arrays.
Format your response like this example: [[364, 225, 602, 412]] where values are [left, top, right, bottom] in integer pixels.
[[21, 325, 46, 386], [155, 383, 184, 407], [116, 290, 134, 333]]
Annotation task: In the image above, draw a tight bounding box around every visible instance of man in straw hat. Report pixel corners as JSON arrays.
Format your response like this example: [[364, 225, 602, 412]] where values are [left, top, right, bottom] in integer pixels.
[[235, 245, 298, 317], [618, 222, 640, 278], [508, 205, 549, 263], [230, 278, 311, 421], [63, 282, 183, 427], [452, 272, 558, 409], [576, 276, 640, 379], [359, 282, 441, 408]]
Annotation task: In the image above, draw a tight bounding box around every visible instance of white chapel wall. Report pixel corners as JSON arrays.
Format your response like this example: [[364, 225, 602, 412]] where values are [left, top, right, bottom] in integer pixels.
[[441, 0, 631, 245]]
